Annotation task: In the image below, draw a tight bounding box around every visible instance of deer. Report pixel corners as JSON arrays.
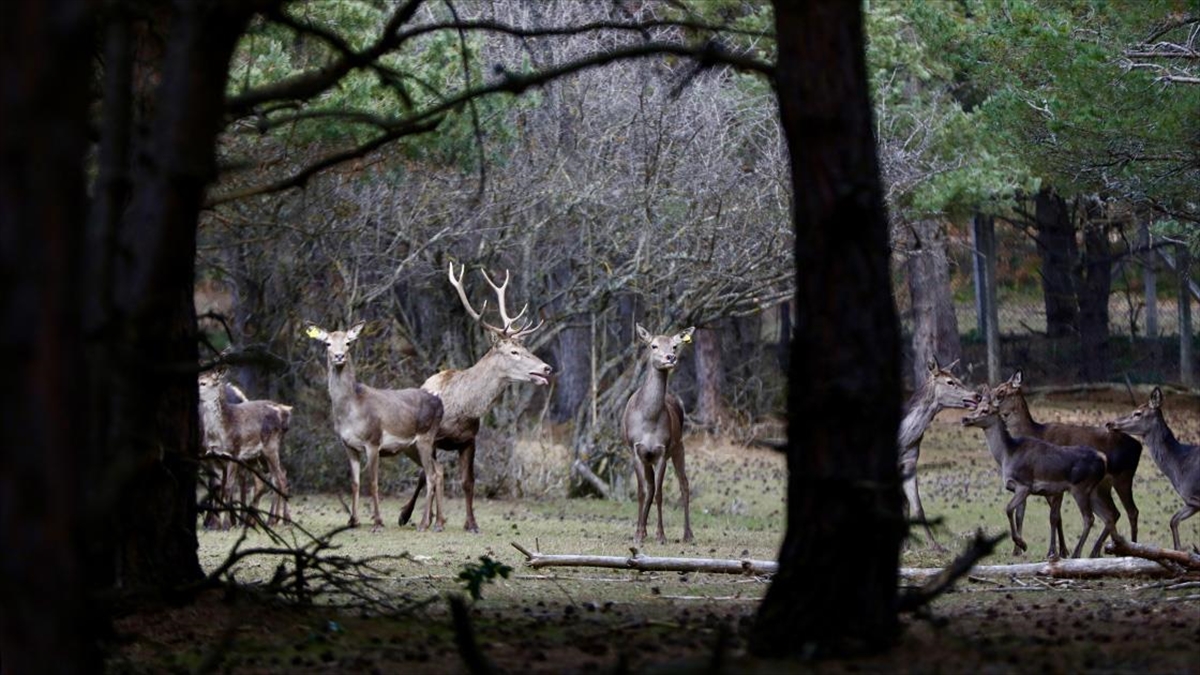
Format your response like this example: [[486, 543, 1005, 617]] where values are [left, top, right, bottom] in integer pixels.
[[898, 358, 981, 551], [397, 262, 554, 533], [991, 369, 1140, 555], [962, 390, 1117, 559], [622, 324, 696, 545], [197, 368, 292, 529], [305, 321, 446, 532], [1106, 387, 1199, 551]]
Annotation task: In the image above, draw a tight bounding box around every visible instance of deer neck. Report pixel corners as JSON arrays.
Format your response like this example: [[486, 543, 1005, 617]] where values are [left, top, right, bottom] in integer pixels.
[[326, 356, 360, 415], [633, 365, 671, 418], [981, 420, 1018, 467], [899, 385, 941, 448], [1003, 394, 1042, 436], [1143, 415, 1186, 473], [440, 350, 512, 421]]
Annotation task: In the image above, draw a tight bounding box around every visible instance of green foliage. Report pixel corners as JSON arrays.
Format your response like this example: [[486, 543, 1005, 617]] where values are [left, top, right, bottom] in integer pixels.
[[457, 556, 513, 601], [228, 2, 524, 168]]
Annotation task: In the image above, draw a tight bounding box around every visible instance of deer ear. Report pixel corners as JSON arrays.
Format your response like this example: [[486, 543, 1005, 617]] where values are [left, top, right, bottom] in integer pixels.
[[678, 327, 695, 344], [927, 359, 939, 374], [346, 321, 366, 341], [1150, 387, 1162, 408], [635, 324, 652, 344], [305, 324, 328, 342], [1010, 370, 1023, 388]]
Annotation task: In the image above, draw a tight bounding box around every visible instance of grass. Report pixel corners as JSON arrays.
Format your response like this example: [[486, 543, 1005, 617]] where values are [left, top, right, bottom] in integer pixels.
[[112, 391, 1200, 673]]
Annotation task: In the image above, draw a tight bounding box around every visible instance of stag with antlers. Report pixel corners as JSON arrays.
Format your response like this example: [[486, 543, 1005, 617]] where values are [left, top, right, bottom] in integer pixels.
[[398, 262, 553, 533]]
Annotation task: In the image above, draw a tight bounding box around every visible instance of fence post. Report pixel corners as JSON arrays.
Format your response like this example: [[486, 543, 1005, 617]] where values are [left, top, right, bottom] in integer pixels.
[[1141, 221, 1158, 338], [1179, 245, 1195, 388], [973, 213, 1001, 384]]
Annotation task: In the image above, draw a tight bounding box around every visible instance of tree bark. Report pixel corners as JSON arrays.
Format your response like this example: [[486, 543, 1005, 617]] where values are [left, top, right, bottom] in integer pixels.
[[753, 1, 904, 658], [1, 3, 101, 672], [1034, 187, 1078, 339], [693, 326, 725, 429], [1077, 215, 1112, 382], [904, 219, 962, 384]]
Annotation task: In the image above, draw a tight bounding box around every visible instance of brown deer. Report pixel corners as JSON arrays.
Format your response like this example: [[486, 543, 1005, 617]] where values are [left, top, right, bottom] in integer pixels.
[[306, 322, 445, 532], [898, 358, 981, 551], [397, 263, 553, 533], [992, 369, 1140, 554], [197, 368, 292, 528], [622, 324, 696, 545], [962, 390, 1117, 559], [1107, 387, 1199, 551]]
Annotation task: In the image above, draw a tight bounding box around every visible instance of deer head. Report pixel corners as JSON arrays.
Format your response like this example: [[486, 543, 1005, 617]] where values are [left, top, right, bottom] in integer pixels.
[[198, 367, 227, 405], [960, 388, 999, 428], [305, 321, 365, 369], [1106, 387, 1164, 436], [447, 262, 552, 387], [925, 357, 980, 410], [636, 324, 695, 372]]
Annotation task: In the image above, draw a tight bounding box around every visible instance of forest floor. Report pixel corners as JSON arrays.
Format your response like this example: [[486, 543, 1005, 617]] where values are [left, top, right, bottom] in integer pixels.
[[110, 388, 1200, 674]]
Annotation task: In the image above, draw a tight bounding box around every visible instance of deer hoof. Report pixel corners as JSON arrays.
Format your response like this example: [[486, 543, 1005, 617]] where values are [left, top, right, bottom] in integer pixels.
[[464, 523, 480, 534], [682, 532, 695, 544]]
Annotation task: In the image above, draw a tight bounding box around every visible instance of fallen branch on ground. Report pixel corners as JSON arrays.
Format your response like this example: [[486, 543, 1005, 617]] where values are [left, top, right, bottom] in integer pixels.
[[512, 541, 1190, 581], [510, 542, 777, 575], [1104, 534, 1200, 572]]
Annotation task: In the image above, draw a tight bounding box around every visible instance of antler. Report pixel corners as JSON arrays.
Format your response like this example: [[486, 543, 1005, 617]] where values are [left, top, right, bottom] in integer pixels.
[[447, 262, 543, 339]]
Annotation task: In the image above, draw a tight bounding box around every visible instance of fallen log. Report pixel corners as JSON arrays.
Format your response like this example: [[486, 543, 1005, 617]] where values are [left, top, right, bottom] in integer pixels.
[[510, 543, 777, 576], [511, 542, 1187, 581], [899, 557, 1181, 582], [1104, 535, 1200, 571]]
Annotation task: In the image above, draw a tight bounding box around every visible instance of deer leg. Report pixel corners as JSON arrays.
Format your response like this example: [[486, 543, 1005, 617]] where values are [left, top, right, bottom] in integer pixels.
[[653, 448, 669, 544], [1068, 487, 1094, 559], [632, 444, 651, 544], [1113, 472, 1138, 543], [1005, 486, 1031, 554], [399, 469, 424, 527], [1169, 503, 1197, 551], [670, 446, 693, 544], [1013, 498, 1028, 556], [901, 466, 944, 552], [345, 444, 362, 528], [1045, 494, 1063, 559], [223, 460, 241, 530], [461, 442, 479, 533], [367, 447, 385, 532], [418, 438, 444, 533], [1088, 483, 1120, 558]]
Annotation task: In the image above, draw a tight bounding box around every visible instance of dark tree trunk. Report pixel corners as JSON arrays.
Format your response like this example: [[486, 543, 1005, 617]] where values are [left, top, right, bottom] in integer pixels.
[[547, 265, 591, 423], [1077, 215, 1112, 382], [1, 3, 101, 672], [693, 326, 725, 429], [753, 0, 904, 659], [1034, 187, 1078, 339], [904, 219, 962, 384]]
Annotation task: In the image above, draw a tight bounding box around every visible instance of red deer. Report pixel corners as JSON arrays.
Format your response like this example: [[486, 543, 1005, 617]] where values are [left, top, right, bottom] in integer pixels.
[[991, 370, 1139, 554], [306, 322, 445, 532], [398, 264, 553, 533], [622, 324, 695, 545], [898, 359, 981, 551], [962, 391, 1117, 559], [1107, 387, 1199, 551], [197, 368, 291, 528]]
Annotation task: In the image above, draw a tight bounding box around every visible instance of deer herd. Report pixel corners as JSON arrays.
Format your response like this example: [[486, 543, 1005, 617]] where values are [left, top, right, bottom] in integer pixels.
[[198, 263, 1199, 555]]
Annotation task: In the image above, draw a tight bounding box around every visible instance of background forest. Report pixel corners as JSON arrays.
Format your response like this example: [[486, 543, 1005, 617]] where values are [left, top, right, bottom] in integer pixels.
[[197, 0, 1198, 496]]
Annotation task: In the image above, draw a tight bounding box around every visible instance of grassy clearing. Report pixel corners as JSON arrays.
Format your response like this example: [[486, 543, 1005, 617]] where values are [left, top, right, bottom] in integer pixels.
[[113, 391, 1199, 673]]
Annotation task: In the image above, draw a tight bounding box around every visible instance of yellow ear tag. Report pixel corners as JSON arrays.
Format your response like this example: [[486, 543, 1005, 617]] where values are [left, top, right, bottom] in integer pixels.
[[682, 333, 692, 344], [305, 326, 323, 339]]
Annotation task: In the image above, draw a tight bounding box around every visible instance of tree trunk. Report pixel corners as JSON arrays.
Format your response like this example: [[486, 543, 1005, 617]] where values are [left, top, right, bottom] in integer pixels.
[[1, 3, 101, 672], [693, 326, 725, 430], [1076, 216, 1112, 382], [753, 1, 904, 658], [1034, 187, 1078, 339], [904, 219, 962, 385]]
